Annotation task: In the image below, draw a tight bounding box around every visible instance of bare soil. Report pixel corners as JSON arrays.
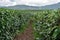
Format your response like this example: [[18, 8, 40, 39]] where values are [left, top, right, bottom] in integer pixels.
[[14, 20, 34, 40]]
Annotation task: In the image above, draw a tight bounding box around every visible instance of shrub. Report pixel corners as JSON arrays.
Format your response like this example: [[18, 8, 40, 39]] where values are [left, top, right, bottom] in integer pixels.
[[0, 8, 60, 40], [33, 10, 60, 40]]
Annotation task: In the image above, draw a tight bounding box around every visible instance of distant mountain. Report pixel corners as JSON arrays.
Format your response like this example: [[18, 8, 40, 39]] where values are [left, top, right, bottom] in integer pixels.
[[1, 2, 60, 10], [40, 2, 60, 9], [4, 5, 40, 10]]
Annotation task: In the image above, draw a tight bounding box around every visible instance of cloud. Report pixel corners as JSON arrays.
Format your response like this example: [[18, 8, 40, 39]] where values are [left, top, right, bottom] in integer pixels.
[[0, 0, 60, 6], [0, 0, 16, 6], [15, 0, 60, 6]]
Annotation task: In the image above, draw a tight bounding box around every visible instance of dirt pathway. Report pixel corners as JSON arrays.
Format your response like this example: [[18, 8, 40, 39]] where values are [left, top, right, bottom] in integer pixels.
[[14, 20, 34, 40]]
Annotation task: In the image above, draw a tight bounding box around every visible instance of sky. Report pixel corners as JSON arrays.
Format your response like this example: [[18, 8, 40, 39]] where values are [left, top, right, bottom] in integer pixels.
[[0, 0, 60, 6]]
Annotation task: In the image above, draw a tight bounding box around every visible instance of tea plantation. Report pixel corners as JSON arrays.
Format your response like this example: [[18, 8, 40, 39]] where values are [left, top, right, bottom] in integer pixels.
[[0, 8, 60, 40]]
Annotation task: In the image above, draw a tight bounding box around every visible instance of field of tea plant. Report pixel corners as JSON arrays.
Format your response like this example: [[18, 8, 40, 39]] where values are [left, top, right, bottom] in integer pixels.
[[0, 8, 60, 40]]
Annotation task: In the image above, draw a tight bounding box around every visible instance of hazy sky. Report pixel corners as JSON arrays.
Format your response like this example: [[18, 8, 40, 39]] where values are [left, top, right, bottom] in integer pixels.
[[0, 0, 60, 6]]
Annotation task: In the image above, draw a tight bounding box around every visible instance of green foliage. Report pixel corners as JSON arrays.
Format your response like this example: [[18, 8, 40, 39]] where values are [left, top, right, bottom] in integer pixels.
[[0, 8, 60, 40], [0, 9, 33, 40], [33, 10, 60, 40]]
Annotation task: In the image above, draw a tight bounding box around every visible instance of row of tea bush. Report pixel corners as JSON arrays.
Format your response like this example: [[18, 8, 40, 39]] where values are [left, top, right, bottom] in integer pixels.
[[0, 8, 60, 40]]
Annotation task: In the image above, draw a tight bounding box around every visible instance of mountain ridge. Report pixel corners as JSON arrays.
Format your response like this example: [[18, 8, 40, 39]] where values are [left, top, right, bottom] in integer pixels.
[[0, 2, 60, 10]]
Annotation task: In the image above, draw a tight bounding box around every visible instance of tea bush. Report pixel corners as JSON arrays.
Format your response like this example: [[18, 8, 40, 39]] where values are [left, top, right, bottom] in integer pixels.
[[0, 9, 33, 40], [0, 8, 60, 40], [33, 10, 60, 40]]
